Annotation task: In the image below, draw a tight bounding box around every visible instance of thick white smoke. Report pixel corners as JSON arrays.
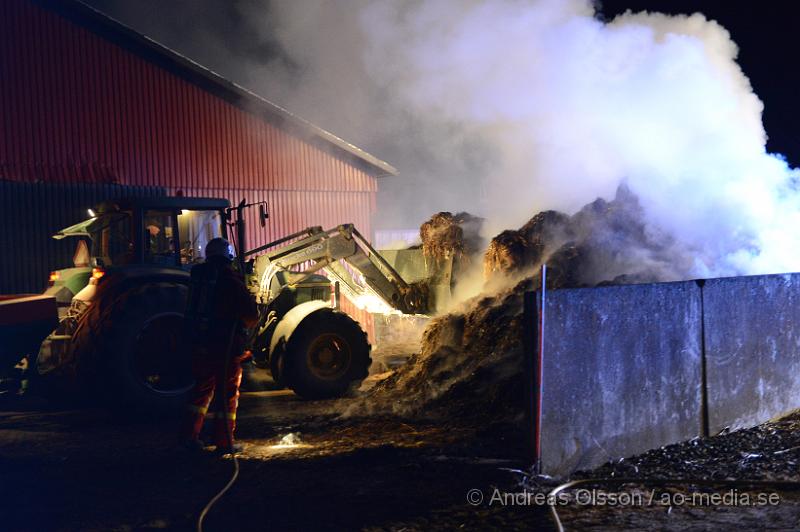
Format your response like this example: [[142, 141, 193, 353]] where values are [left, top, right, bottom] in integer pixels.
[[358, 0, 800, 277], [94, 0, 800, 277]]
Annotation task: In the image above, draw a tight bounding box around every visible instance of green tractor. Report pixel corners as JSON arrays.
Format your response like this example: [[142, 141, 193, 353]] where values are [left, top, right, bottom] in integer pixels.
[[35, 196, 439, 412]]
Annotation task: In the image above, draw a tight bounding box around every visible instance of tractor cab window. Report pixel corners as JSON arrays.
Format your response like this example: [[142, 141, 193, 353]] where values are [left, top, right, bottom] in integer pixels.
[[177, 209, 224, 265], [88, 213, 133, 266], [144, 210, 178, 266]]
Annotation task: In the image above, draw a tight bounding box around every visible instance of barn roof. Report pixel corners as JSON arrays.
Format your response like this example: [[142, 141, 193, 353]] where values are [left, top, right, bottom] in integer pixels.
[[36, 0, 398, 178]]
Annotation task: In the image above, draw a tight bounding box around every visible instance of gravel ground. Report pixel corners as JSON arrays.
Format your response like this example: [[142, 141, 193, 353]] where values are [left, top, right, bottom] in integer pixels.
[[377, 411, 800, 531], [0, 390, 529, 532], [2, 388, 799, 531], [515, 410, 800, 531]]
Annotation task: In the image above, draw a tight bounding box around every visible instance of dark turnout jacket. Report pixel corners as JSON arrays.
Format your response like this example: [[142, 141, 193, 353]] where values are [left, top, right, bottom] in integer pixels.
[[184, 256, 258, 358]]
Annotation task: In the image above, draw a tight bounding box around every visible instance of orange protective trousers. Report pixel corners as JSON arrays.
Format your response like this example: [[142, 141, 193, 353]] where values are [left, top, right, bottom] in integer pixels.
[[180, 355, 243, 447]]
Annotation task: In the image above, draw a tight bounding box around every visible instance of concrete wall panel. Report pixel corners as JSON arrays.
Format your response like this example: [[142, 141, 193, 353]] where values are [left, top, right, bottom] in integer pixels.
[[540, 281, 703, 475], [703, 274, 800, 434]]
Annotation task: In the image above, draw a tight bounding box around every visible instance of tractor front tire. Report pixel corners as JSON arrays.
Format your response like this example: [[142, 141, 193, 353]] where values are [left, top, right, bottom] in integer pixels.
[[283, 310, 371, 400]]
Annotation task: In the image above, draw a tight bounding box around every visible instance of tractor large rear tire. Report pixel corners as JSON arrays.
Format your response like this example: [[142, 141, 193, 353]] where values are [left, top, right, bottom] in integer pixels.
[[73, 282, 191, 415], [283, 310, 371, 400]]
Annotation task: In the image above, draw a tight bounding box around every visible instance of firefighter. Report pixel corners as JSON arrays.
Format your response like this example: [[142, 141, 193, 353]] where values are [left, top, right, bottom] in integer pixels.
[[179, 237, 258, 453]]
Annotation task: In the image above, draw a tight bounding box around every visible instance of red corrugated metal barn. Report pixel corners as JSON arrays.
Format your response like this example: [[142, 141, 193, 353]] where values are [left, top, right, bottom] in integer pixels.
[[0, 0, 398, 338]]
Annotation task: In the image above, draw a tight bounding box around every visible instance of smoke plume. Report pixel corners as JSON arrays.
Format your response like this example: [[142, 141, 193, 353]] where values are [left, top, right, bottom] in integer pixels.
[[91, 0, 800, 278], [357, 0, 800, 277]]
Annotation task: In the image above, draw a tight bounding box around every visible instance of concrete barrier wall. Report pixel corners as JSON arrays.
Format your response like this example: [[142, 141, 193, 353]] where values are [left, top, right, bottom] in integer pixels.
[[538, 281, 703, 476], [532, 273, 800, 476], [704, 274, 800, 434]]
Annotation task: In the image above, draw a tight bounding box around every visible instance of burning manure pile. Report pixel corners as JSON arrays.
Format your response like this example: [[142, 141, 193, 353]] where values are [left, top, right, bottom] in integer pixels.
[[483, 185, 690, 287], [346, 187, 695, 426], [419, 211, 484, 261], [351, 276, 534, 424]]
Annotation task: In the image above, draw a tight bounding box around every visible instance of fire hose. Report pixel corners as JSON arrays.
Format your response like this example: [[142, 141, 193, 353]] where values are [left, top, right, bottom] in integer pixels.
[[546, 477, 800, 532]]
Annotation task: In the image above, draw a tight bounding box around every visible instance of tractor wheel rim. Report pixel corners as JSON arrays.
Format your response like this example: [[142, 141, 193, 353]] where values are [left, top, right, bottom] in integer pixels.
[[306, 333, 352, 381], [132, 312, 193, 395]]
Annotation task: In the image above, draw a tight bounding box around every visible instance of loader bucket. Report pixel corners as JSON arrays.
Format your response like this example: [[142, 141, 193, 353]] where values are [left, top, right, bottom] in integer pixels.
[[378, 249, 454, 313]]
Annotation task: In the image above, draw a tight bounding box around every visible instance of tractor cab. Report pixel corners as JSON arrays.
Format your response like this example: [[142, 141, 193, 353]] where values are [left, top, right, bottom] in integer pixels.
[[47, 197, 231, 307], [86, 197, 230, 269]]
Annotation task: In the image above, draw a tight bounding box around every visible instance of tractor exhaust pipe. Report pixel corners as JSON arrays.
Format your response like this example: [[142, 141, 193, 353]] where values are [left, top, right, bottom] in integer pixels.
[[236, 198, 247, 273]]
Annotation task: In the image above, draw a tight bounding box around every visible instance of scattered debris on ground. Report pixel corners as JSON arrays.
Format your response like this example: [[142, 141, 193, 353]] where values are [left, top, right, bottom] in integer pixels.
[[573, 409, 800, 482], [3, 392, 799, 530], [0, 393, 527, 531], [503, 410, 800, 530]]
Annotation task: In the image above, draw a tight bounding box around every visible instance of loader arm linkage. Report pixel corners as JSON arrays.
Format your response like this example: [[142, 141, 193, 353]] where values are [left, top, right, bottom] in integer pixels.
[[245, 224, 427, 314]]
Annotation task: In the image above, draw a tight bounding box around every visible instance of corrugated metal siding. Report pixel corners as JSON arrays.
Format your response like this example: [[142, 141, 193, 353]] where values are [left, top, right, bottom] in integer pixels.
[[0, 0, 381, 339], [0, 0, 378, 194], [0, 181, 166, 293]]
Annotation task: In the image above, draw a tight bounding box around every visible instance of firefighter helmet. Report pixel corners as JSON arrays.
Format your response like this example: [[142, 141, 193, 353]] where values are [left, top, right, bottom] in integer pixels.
[[205, 237, 233, 260]]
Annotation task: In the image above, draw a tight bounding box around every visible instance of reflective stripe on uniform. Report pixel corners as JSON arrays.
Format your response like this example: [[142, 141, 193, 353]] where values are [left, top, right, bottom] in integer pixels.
[[188, 404, 209, 415], [205, 410, 236, 420]]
